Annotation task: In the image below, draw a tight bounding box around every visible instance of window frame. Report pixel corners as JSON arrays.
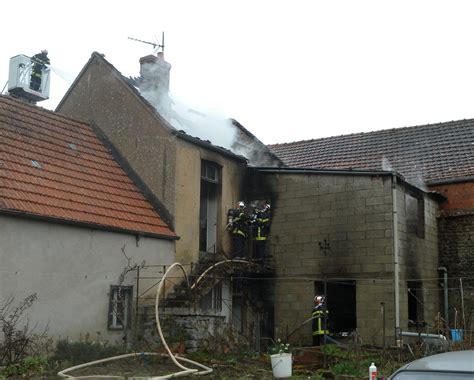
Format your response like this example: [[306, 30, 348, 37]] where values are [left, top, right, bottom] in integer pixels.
[[108, 285, 133, 330]]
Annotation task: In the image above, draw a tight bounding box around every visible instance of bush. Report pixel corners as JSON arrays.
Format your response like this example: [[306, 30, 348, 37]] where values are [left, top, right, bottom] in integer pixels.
[[53, 336, 125, 366], [0, 356, 48, 378], [0, 293, 50, 366]]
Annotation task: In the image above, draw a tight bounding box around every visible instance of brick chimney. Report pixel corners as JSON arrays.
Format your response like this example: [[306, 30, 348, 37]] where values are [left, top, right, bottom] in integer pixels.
[[139, 52, 171, 97]]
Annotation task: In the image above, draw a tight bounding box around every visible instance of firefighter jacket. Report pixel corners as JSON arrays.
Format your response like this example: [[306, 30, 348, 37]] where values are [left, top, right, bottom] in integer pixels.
[[227, 208, 248, 238], [312, 304, 329, 336], [31, 52, 50, 78], [253, 208, 271, 241]]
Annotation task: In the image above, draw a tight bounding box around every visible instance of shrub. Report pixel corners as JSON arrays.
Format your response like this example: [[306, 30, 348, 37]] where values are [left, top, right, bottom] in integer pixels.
[[0, 293, 50, 366], [0, 355, 48, 378], [53, 336, 125, 366]]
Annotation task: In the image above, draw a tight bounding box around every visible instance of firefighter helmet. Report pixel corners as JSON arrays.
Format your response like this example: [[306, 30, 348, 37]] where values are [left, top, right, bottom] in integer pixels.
[[41, 49, 48, 55], [236, 201, 245, 208], [314, 295, 324, 304]]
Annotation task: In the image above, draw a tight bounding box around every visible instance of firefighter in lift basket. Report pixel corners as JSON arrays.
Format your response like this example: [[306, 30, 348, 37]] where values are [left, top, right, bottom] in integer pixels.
[[30, 50, 50, 92]]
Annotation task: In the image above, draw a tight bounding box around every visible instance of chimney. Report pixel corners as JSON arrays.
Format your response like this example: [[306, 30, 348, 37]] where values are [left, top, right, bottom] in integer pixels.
[[139, 52, 171, 96]]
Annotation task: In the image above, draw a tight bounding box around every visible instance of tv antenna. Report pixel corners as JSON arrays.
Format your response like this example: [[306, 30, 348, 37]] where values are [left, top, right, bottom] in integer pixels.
[[128, 32, 165, 54]]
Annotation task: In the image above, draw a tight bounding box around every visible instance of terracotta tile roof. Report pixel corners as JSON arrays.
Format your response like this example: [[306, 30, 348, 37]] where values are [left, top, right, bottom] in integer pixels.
[[0, 95, 176, 239], [269, 120, 474, 184]]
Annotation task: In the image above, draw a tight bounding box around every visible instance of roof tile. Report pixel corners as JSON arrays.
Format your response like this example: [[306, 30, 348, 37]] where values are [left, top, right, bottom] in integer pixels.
[[269, 121, 474, 183], [0, 95, 175, 238]]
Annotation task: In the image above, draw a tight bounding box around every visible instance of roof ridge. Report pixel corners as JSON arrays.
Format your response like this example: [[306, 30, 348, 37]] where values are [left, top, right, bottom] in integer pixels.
[[269, 118, 474, 146]]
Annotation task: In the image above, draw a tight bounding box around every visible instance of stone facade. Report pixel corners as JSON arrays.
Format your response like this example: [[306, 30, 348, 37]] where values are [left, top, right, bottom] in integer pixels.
[[438, 214, 474, 326], [248, 170, 440, 346], [431, 180, 474, 332], [57, 54, 247, 267]]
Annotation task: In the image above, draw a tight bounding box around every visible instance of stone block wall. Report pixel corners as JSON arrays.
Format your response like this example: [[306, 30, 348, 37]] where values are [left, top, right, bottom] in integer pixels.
[[438, 214, 474, 328], [257, 172, 396, 346], [396, 187, 440, 332], [248, 171, 441, 347]]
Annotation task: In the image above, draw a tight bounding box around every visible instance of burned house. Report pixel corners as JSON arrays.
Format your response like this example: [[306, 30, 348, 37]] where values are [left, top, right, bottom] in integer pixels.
[[52, 50, 461, 348], [55, 51, 278, 346], [269, 123, 473, 342], [4, 48, 463, 349]]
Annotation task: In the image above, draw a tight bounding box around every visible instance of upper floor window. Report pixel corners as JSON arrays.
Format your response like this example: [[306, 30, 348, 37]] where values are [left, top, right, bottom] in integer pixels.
[[405, 191, 425, 239], [200, 161, 220, 252]]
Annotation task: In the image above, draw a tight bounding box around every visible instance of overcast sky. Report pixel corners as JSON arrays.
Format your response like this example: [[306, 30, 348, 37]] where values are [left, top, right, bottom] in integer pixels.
[[2, 0, 474, 144]]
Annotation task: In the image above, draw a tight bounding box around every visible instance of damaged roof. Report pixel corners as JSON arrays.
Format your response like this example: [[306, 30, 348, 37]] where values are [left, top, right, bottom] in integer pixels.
[[61, 52, 247, 163], [269, 120, 474, 184], [0, 95, 177, 239]]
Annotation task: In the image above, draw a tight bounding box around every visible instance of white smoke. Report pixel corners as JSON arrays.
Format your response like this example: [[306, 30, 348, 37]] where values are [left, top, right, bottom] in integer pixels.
[[137, 65, 279, 166], [381, 156, 393, 171], [167, 96, 237, 150], [140, 88, 236, 151], [382, 156, 427, 191]]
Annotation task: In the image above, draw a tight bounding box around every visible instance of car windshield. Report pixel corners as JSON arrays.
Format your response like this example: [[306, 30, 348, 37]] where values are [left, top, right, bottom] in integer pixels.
[[392, 372, 474, 380]]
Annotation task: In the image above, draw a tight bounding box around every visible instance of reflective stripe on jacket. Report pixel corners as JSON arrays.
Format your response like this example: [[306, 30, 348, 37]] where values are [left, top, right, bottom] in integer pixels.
[[312, 308, 329, 336]]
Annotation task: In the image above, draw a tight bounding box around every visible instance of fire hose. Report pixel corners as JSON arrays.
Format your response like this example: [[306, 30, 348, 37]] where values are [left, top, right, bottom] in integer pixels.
[[58, 262, 212, 379]]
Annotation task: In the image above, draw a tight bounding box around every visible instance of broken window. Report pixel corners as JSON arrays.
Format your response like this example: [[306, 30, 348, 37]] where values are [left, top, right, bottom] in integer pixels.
[[199, 161, 220, 252], [108, 285, 133, 330], [405, 192, 425, 239], [407, 281, 424, 326], [315, 280, 357, 334]]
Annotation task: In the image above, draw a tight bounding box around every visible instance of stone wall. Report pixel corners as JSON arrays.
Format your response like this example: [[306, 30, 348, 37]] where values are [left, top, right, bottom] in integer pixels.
[[141, 307, 245, 352], [248, 170, 440, 346], [438, 213, 474, 328]]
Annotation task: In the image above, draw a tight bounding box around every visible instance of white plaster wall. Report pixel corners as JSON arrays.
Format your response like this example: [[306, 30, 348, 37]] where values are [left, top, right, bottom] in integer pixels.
[[0, 215, 175, 342]]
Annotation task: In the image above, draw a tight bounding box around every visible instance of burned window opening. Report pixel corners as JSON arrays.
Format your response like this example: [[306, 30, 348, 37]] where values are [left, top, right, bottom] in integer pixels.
[[315, 280, 357, 334], [405, 191, 425, 239], [199, 161, 220, 253], [407, 281, 424, 326]]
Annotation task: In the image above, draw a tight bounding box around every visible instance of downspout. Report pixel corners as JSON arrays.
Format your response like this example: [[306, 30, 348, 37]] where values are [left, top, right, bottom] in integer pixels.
[[438, 266, 449, 328], [392, 174, 400, 346]]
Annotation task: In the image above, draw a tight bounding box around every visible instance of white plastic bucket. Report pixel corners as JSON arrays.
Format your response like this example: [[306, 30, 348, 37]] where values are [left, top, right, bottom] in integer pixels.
[[270, 353, 292, 378]]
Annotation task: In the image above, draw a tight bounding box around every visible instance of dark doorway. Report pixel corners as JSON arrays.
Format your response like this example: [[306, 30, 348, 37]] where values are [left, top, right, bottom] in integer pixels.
[[315, 280, 356, 333]]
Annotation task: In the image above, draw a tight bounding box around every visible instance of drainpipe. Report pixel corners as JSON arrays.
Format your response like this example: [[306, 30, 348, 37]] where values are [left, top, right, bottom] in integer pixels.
[[438, 267, 449, 328], [392, 174, 400, 346]]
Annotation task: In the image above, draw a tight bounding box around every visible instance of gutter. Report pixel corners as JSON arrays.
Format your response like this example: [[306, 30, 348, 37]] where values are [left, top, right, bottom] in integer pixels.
[[255, 167, 446, 203], [392, 174, 401, 345], [0, 209, 179, 241], [427, 176, 474, 186], [255, 167, 396, 177], [173, 131, 248, 163]]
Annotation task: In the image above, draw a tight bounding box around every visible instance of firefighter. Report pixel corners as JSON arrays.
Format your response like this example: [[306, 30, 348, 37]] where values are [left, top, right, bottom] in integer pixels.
[[252, 200, 271, 262], [30, 50, 50, 92], [227, 201, 248, 258], [312, 295, 329, 346]]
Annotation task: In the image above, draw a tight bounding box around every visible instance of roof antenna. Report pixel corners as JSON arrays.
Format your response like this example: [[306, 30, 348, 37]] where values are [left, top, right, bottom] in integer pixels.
[[128, 32, 165, 55]]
